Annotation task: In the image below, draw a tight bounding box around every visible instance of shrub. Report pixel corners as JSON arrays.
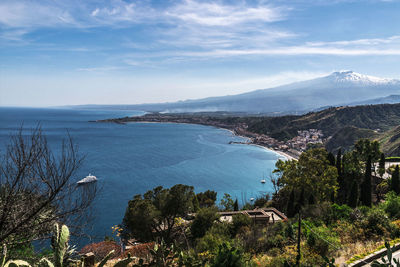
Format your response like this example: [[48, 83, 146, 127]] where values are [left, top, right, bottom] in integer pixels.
[[239, 222, 289, 253], [210, 243, 245, 267], [303, 223, 341, 256], [231, 214, 252, 236], [329, 204, 352, 222], [380, 191, 400, 219], [190, 207, 220, 239], [195, 223, 232, 253], [362, 207, 391, 237]]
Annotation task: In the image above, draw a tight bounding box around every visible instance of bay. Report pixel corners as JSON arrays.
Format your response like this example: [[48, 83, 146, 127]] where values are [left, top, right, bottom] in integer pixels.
[[0, 107, 284, 243]]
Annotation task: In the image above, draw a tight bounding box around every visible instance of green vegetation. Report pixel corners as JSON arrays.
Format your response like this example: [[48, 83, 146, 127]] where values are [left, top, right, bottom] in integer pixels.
[[274, 148, 338, 206], [122, 184, 197, 243], [6, 128, 400, 266]]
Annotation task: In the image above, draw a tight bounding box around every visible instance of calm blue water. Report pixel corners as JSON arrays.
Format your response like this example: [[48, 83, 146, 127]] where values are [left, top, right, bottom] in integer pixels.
[[0, 107, 284, 244]]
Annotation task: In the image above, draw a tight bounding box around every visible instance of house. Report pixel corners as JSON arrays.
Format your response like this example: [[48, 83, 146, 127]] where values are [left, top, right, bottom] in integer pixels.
[[218, 207, 287, 224]]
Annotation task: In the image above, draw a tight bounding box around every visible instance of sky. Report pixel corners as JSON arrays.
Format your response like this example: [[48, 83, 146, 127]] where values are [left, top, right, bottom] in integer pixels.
[[1, 0, 400, 107]]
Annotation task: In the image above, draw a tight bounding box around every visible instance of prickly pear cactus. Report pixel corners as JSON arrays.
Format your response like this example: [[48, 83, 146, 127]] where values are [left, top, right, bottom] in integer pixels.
[[1, 245, 7, 267], [1, 245, 31, 267], [97, 250, 114, 267], [52, 223, 70, 267], [38, 258, 55, 267], [3, 260, 31, 267]]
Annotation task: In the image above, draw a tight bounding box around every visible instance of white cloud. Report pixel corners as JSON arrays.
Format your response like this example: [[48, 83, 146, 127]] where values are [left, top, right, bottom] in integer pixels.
[[76, 66, 122, 73], [0, 1, 78, 28], [168, 35, 400, 58], [0, 0, 291, 50], [1, 0, 399, 63], [306, 36, 400, 47], [165, 0, 286, 26]]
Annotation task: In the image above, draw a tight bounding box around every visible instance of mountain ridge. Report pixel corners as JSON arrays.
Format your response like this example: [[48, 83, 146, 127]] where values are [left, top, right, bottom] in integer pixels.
[[73, 71, 400, 115]]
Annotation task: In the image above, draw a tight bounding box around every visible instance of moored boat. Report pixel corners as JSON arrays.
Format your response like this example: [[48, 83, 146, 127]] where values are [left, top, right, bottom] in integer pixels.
[[77, 173, 97, 185]]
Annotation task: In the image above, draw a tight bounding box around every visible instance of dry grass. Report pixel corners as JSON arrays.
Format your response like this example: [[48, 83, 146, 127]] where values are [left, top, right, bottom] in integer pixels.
[[334, 240, 385, 265]]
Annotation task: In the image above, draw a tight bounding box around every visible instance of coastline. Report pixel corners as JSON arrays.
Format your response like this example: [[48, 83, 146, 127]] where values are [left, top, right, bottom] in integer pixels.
[[102, 119, 300, 161], [220, 128, 296, 161]]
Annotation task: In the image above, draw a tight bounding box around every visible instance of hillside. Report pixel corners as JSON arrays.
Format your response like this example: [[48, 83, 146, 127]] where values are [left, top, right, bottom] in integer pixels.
[[347, 94, 400, 106], [378, 126, 400, 156], [325, 126, 379, 153], [103, 102, 400, 156], [246, 103, 400, 140]]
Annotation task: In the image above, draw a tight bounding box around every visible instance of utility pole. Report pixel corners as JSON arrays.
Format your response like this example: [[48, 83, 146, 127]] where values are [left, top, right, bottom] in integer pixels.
[[296, 210, 301, 267]]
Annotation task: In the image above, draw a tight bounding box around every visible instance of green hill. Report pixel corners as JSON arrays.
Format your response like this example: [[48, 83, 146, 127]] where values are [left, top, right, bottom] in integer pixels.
[[246, 104, 400, 141], [240, 103, 400, 154], [378, 126, 400, 156]]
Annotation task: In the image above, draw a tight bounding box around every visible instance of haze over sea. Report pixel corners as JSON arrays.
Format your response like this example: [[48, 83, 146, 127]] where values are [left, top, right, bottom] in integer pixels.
[[0, 107, 284, 243]]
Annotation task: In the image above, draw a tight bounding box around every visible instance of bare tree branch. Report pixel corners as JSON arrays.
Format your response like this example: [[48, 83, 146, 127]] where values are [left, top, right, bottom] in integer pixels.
[[0, 127, 97, 245]]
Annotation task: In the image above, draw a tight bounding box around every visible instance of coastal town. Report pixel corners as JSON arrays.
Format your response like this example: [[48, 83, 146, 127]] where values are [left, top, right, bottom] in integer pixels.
[[233, 126, 324, 159], [99, 113, 326, 160]]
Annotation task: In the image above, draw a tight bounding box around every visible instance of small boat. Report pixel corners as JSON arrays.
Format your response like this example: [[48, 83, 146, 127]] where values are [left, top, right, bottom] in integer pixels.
[[77, 173, 97, 185], [260, 173, 266, 183], [250, 197, 255, 201]]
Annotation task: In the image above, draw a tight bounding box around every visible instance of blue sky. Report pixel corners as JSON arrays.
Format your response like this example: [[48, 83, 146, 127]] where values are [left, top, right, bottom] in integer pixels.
[[1, 0, 400, 107]]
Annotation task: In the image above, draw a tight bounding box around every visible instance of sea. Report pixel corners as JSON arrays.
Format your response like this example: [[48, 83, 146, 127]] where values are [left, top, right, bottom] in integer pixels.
[[0, 107, 284, 245]]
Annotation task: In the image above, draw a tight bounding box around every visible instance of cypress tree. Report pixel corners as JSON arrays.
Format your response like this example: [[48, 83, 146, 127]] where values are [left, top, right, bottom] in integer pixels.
[[233, 199, 239, 211], [287, 189, 296, 218], [193, 195, 200, 212], [378, 153, 386, 178], [308, 194, 315, 205], [336, 149, 342, 177], [348, 180, 358, 208], [361, 156, 372, 207], [392, 165, 400, 194], [336, 149, 345, 203], [298, 188, 305, 208], [328, 152, 336, 166]]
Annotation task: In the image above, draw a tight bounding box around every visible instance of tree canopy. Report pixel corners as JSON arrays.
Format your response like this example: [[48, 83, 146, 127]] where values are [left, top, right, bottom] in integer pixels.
[[275, 148, 338, 204], [122, 184, 197, 243], [196, 190, 217, 208]]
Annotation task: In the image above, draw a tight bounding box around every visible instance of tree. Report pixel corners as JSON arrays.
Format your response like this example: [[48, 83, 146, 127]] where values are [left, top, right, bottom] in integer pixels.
[[196, 190, 217, 208], [190, 207, 219, 239], [348, 181, 358, 208], [0, 128, 97, 245], [233, 199, 239, 211], [123, 184, 196, 243], [361, 156, 372, 206], [298, 188, 305, 208], [354, 139, 381, 163], [342, 151, 363, 203], [275, 148, 338, 203], [378, 153, 386, 178], [219, 193, 234, 211], [336, 149, 346, 203], [286, 190, 296, 218], [308, 194, 315, 205], [327, 152, 336, 166], [391, 165, 400, 194], [336, 149, 342, 177]]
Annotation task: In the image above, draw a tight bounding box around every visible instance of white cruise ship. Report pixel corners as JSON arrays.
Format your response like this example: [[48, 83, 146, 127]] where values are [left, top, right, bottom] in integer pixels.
[[77, 173, 97, 185]]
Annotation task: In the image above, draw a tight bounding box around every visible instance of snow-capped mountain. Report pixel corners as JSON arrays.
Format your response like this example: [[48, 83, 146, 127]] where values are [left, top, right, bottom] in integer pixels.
[[328, 70, 400, 86], [77, 71, 400, 115], [328, 70, 398, 85]]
